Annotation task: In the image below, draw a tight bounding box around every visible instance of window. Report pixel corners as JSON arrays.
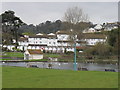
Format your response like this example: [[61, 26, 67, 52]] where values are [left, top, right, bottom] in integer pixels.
[[53, 42, 55, 44]]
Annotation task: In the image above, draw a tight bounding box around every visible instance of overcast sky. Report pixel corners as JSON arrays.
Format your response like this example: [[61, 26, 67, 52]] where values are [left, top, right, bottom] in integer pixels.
[[1, 2, 118, 25]]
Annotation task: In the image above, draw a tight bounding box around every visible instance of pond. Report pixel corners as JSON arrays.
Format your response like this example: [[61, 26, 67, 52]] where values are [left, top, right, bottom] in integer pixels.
[[0, 61, 118, 72]]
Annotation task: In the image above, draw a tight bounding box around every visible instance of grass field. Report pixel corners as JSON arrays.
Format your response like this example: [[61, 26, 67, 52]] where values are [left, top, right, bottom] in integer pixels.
[[2, 66, 118, 88], [0, 58, 12, 60], [2, 52, 24, 58]]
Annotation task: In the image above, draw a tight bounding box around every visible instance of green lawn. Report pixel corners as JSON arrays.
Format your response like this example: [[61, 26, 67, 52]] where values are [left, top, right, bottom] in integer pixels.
[[2, 52, 24, 58], [2, 66, 118, 88], [0, 58, 12, 61], [24, 59, 48, 62]]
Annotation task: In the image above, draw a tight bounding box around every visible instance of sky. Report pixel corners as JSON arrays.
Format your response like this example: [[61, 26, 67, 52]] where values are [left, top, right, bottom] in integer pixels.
[[1, 2, 118, 25]]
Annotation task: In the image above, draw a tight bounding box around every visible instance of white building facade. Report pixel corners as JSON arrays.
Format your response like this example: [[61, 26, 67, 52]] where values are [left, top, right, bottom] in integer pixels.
[[83, 33, 107, 46], [18, 31, 76, 53], [7, 31, 107, 53]]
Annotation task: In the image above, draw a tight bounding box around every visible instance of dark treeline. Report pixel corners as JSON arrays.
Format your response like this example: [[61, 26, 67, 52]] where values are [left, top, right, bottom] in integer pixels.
[[18, 20, 93, 34]]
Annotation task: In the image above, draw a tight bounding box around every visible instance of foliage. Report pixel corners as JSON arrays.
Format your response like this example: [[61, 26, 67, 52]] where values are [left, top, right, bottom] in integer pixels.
[[19, 20, 92, 35], [12, 47, 24, 52], [64, 48, 67, 54], [85, 28, 120, 57], [48, 64, 52, 69], [2, 47, 10, 52], [1, 10, 24, 47], [1, 10, 92, 42], [108, 28, 120, 47], [107, 28, 120, 55], [65, 51, 74, 54], [84, 42, 113, 59], [43, 49, 46, 53]]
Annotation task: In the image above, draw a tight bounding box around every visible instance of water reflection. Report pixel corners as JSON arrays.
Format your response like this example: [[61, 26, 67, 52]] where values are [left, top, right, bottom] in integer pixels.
[[1, 61, 118, 72]]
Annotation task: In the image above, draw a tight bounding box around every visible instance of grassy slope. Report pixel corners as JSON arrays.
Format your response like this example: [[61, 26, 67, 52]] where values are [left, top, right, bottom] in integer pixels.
[[2, 66, 118, 88]]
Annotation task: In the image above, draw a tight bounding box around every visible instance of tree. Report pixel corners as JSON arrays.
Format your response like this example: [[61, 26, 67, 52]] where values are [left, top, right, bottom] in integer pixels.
[[63, 6, 90, 71], [108, 28, 119, 47], [63, 6, 89, 24], [1, 10, 24, 48], [84, 42, 113, 59], [107, 28, 120, 55]]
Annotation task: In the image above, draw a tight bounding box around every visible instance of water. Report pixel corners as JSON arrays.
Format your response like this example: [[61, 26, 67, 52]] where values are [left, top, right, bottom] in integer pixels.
[[1, 61, 118, 72]]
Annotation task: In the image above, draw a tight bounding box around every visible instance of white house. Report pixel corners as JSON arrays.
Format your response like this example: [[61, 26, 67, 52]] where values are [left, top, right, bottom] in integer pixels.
[[18, 37, 29, 46], [83, 24, 103, 33], [36, 33, 44, 35], [56, 31, 70, 41], [103, 22, 118, 31], [94, 24, 103, 30], [83, 28, 96, 33], [18, 37, 29, 51], [24, 49, 43, 60], [83, 33, 107, 46]]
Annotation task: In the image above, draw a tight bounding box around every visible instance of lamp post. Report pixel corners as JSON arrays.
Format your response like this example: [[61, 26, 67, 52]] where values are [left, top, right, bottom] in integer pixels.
[[70, 29, 77, 71], [74, 42, 77, 71]]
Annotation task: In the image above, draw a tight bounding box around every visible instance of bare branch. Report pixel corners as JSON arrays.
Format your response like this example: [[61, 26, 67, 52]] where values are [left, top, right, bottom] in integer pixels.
[[64, 6, 89, 24]]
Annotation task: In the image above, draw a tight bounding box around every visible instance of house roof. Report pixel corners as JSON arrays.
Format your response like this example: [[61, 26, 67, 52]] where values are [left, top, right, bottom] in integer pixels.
[[27, 49, 43, 54], [94, 24, 102, 30], [28, 44, 47, 46], [29, 35, 48, 38], [48, 33, 55, 35], [29, 35, 57, 38], [18, 37, 28, 41], [57, 40, 72, 43], [56, 30, 71, 34], [57, 40, 86, 43], [76, 46, 85, 49], [36, 33, 44, 35]]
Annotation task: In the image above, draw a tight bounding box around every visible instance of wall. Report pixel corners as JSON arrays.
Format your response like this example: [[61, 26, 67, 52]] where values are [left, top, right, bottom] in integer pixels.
[[29, 54, 43, 60]]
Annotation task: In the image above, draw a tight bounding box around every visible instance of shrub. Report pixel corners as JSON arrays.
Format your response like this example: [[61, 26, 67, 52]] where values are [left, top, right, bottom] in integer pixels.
[[66, 51, 74, 54]]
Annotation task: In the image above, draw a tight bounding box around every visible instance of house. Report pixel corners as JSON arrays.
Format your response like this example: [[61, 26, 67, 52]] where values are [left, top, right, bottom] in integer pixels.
[[103, 22, 118, 31], [36, 33, 44, 35], [83, 24, 103, 33], [24, 49, 43, 60], [83, 28, 96, 33], [94, 24, 103, 30], [18, 37, 29, 51], [83, 33, 107, 46]]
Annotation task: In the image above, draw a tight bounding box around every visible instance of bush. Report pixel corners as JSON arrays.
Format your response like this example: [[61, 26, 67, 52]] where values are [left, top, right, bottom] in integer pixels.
[[43, 50, 46, 53], [2, 47, 11, 52], [84, 42, 113, 59], [66, 51, 74, 54], [12, 47, 22, 52]]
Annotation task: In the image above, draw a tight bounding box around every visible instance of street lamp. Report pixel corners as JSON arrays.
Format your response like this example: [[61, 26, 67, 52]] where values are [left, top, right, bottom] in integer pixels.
[[70, 29, 77, 71], [74, 40, 77, 71]]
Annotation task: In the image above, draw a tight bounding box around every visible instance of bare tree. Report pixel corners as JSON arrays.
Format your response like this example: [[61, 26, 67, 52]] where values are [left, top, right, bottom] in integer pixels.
[[63, 6, 89, 71], [63, 6, 89, 24]]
